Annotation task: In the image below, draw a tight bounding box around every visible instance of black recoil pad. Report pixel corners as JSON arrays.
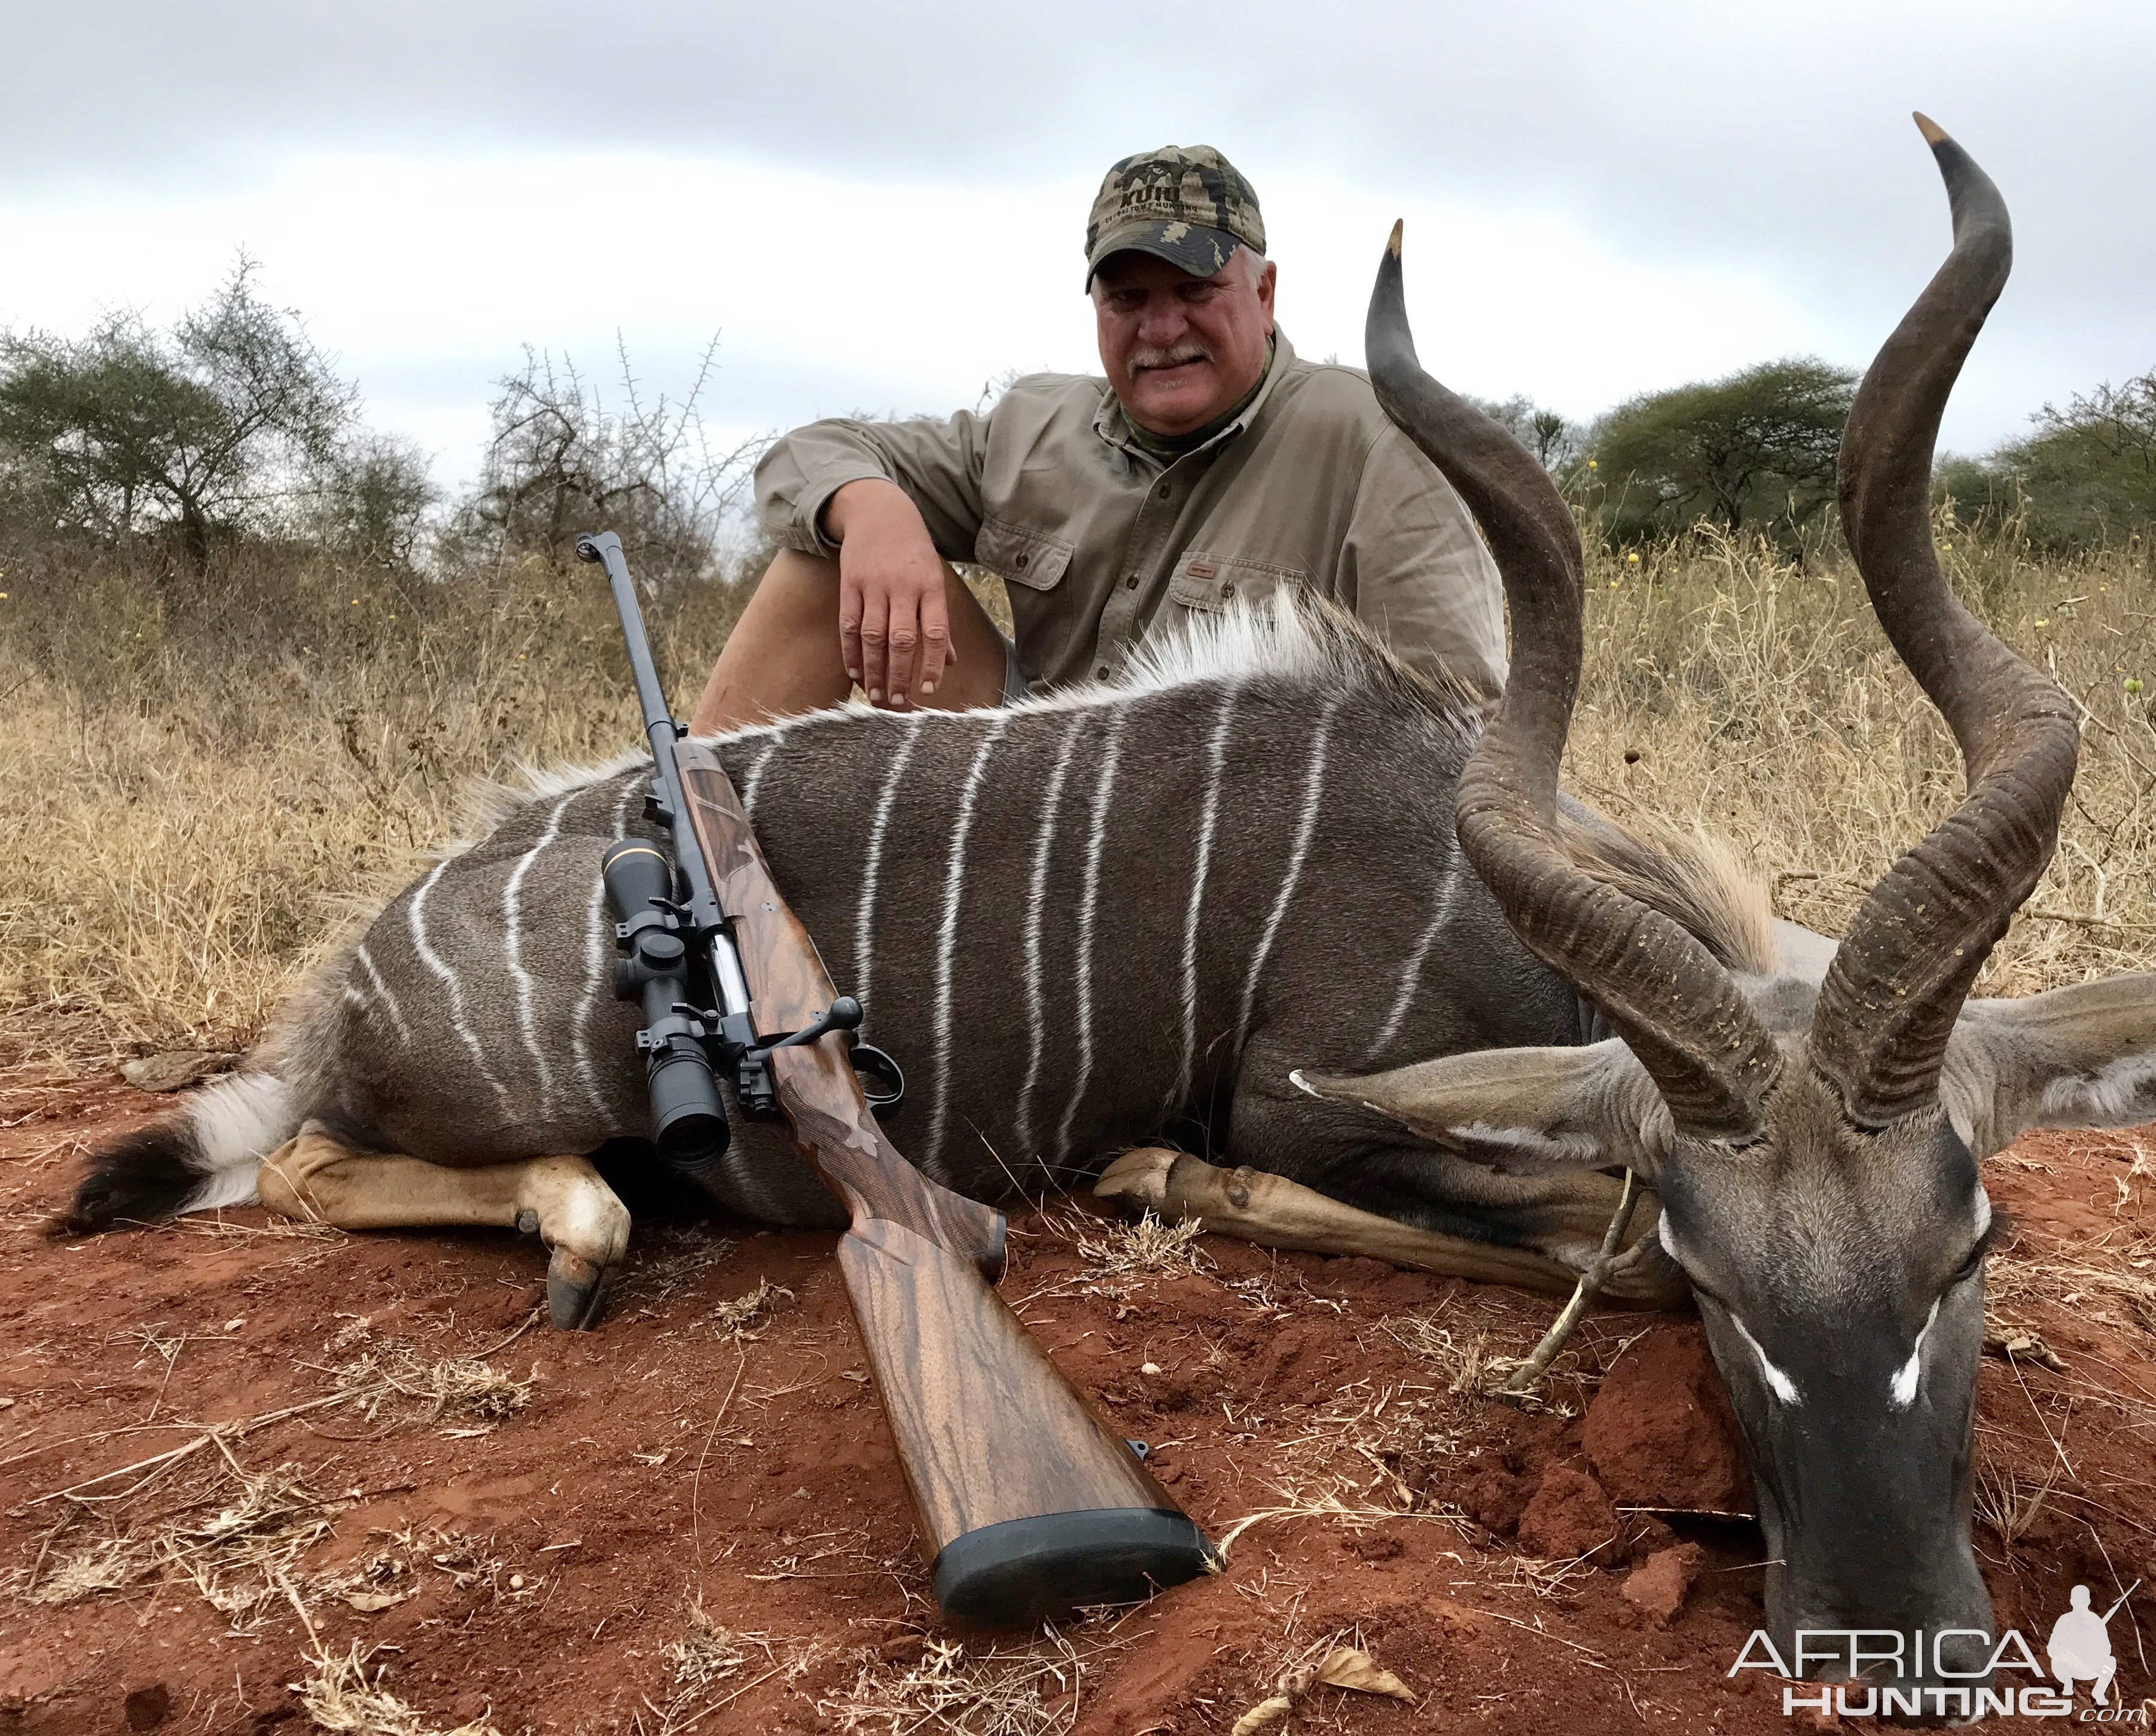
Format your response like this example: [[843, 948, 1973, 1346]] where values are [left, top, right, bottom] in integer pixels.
[[602, 840, 730, 1167]]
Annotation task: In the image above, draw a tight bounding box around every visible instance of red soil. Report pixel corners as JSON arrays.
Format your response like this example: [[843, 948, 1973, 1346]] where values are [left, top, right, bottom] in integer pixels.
[[1, 1068, 2151, 1734]]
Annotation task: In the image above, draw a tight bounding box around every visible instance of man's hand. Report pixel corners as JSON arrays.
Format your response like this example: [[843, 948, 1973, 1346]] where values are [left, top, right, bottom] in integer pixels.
[[824, 479, 959, 709]]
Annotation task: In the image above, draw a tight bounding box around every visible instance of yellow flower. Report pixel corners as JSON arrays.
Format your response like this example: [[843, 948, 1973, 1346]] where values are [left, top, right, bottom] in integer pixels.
[[1587, 459, 1599, 470], [1627, 552, 1640, 564], [2127, 677, 2144, 696], [2034, 618, 2050, 628]]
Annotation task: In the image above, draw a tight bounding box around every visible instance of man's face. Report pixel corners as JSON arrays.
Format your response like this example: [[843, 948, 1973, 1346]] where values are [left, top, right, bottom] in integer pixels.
[[1091, 248, 1277, 437]]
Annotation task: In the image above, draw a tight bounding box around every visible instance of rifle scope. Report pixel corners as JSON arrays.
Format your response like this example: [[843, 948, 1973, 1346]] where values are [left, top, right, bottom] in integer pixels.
[[602, 839, 730, 1168]]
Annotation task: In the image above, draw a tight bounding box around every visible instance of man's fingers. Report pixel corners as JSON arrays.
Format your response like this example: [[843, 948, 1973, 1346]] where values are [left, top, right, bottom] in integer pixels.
[[917, 586, 953, 697], [838, 572, 865, 688], [857, 587, 891, 705], [885, 592, 921, 709]]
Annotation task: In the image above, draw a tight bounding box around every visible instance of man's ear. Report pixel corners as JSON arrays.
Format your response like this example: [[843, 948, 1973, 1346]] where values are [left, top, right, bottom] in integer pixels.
[[1291, 1039, 1673, 1177], [1944, 972, 2156, 1158]]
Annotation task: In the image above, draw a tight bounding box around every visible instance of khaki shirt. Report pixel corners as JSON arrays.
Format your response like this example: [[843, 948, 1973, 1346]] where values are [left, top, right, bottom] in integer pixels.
[[754, 331, 1507, 698]]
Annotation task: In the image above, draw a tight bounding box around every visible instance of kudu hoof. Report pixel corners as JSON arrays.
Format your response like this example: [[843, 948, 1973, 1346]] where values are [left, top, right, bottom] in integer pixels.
[[547, 1248, 609, 1330], [1093, 1147, 1181, 1217]]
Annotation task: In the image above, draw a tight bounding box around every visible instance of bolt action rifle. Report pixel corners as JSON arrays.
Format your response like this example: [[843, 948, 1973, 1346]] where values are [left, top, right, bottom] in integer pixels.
[[577, 531, 1215, 1625]]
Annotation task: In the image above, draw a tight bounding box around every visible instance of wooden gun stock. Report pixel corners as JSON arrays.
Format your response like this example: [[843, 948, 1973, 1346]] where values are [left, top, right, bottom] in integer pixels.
[[678, 745, 1215, 1625]]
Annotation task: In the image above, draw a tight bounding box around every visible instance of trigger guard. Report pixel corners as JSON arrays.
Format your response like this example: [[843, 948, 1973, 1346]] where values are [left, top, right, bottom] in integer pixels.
[[851, 1043, 906, 1116]]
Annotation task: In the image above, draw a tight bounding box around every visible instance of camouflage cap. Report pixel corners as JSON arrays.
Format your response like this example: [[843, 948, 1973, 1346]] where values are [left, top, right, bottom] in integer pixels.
[[1084, 145, 1265, 287]]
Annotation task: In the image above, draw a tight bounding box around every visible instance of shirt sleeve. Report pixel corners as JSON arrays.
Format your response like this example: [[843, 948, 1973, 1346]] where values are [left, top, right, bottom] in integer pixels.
[[752, 409, 992, 564], [1337, 422, 1509, 699]]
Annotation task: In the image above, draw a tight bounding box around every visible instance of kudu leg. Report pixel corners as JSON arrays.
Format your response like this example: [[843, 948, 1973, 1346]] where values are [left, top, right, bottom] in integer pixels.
[[1093, 1147, 1686, 1307], [257, 1126, 630, 1330]]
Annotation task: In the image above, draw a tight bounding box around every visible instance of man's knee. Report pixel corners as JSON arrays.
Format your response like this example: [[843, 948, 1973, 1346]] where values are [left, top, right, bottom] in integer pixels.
[[749, 547, 843, 616]]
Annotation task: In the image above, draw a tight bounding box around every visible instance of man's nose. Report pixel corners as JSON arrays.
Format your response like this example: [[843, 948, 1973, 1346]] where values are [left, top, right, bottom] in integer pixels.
[[1134, 296, 1190, 345]]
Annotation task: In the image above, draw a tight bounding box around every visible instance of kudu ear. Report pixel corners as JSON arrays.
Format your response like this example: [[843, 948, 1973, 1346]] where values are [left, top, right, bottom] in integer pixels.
[[1292, 1040, 1675, 1177], [1943, 973, 2156, 1159]]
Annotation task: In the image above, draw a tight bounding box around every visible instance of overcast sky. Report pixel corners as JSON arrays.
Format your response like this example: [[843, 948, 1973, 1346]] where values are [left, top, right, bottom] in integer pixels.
[[5, 2, 2149, 495]]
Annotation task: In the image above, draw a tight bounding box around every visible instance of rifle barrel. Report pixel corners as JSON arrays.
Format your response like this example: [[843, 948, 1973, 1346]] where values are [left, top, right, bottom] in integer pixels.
[[578, 530, 751, 1019]]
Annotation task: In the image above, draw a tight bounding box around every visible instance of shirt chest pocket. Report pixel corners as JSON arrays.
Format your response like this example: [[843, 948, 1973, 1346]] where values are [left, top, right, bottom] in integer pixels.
[[1166, 550, 1310, 613], [975, 516, 1074, 592]]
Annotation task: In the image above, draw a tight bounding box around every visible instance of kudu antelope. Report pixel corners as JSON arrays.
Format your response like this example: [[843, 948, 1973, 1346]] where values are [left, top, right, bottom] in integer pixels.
[[69, 119, 2156, 1671]]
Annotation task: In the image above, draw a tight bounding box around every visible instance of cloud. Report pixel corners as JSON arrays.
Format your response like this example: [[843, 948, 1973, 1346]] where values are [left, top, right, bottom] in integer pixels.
[[5, 0, 2149, 479]]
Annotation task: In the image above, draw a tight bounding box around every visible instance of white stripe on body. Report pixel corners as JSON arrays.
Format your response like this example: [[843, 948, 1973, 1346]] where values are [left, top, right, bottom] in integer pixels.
[[503, 788, 578, 1120], [853, 715, 928, 1023], [1015, 713, 1085, 1160], [408, 858, 514, 1112], [1172, 682, 1239, 1111], [1235, 698, 1343, 1053], [351, 945, 413, 1049], [739, 728, 792, 821], [574, 781, 643, 1116], [1364, 853, 1463, 1062], [926, 717, 1010, 1167], [1053, 714, 1128, 1167]]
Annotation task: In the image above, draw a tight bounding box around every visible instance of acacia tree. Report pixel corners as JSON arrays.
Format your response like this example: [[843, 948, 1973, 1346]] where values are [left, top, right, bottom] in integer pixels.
[[0, 261, 368, 570], [1587, 358, 1856, 542], [459, 337, 762, 590], [1471, 394, 1579, 470], [1938, 370, 2156, 549]]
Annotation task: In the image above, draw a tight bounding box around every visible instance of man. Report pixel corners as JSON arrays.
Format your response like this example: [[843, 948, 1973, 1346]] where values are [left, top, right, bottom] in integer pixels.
[[2047, 1585, 2119, 1704], [691, 145, 1504, 733]]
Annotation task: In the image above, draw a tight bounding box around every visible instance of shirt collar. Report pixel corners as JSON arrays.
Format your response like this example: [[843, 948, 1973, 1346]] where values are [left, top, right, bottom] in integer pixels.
[[1093, 328, 1298, 464]]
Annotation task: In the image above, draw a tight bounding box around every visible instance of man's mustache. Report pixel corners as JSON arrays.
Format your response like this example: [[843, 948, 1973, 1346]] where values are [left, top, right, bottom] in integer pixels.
[[1130, 343, 1211, 373]]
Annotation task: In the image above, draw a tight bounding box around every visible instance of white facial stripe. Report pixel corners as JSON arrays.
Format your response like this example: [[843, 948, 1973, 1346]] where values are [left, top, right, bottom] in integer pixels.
[[1727, 1310, 1802, 1405], [1890, 1296, 1942, 1409], [1973, 1189, 1993, 1241]]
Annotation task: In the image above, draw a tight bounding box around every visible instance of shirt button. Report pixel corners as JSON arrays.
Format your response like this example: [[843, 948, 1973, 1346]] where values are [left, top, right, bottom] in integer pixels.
[[1220, 581, 1236, 598], [1014, 552, 1029, 569], [1097, 665, 1111, 680], [1124, 574, 1138, 589], [1157, 483, 1172, 500]]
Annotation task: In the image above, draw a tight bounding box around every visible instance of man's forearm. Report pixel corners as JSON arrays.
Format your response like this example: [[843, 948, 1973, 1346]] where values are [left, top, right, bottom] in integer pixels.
[[821, 476, 919, 547], [754, 409, 989, 562]]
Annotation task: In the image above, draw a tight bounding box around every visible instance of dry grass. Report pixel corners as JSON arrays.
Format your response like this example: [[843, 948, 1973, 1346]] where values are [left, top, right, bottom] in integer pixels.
[[1027, 1206, 1210, 1305], [1974, 1458, 2060, 1551], [820, 1628, 1096, 1736], [635, 1602, 780, 1734], [324, 1338, 536, 1429], [1381, 1311, 1499, 1397], [1567, 521, 2156, 994], [19, 1450, 336, 1632], [295, 1643, 502, 1736], [4, 523, 2155, 1068], [705, 1276, 794, 1338], [0, 550, 748, 1065]]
